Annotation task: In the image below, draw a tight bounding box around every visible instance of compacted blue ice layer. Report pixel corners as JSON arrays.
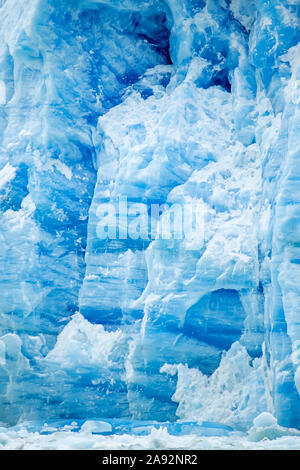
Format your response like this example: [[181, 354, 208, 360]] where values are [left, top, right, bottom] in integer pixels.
[[0, 0, 300, 432]]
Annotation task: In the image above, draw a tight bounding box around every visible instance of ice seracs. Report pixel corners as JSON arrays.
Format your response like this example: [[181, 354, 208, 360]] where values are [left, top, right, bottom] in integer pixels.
[[0, 0, 299, 434]]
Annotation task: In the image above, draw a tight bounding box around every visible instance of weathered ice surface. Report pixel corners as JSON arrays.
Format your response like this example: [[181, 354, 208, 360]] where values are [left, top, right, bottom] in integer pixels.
[[0, 0, 299, 437]]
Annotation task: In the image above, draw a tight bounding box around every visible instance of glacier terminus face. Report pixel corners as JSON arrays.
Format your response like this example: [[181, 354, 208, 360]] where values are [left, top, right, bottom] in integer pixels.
[[0, 0, 300, 445]]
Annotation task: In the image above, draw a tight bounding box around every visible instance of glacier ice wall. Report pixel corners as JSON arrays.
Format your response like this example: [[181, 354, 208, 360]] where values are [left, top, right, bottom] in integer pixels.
[[0, 0, 299, 431]]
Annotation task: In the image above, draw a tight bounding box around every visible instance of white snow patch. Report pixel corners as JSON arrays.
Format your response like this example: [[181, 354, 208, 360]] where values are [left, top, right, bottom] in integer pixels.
[[0, 163, 16, 189], [45, 313, 123, 369]]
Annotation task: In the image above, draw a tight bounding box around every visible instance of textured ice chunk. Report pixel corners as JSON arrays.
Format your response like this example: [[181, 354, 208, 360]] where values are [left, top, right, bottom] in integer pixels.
[[230, 0, 256, 31], [45, 313, 123, 370], [248, 412, 300, 442], [161, 343, 269, 431], [81, 420, 112, 434], [0, 163, 15, 189], [253, 412, 277, 428]]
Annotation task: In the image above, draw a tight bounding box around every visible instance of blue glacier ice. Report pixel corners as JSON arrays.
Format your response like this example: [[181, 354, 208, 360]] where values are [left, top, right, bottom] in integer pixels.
[[0, 0, 300, 440]]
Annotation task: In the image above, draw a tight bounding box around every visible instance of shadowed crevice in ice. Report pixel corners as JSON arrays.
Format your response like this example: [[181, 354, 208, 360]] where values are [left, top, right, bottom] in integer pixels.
[[183, 289, 246, 361]]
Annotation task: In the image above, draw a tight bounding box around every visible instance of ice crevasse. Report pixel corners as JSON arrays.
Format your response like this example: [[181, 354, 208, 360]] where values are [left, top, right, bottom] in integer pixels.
[[0, 0, 299, 434]]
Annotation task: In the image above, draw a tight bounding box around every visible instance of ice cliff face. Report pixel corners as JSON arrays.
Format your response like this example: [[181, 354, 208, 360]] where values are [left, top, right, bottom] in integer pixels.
[[0, 0, 299, 431]]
